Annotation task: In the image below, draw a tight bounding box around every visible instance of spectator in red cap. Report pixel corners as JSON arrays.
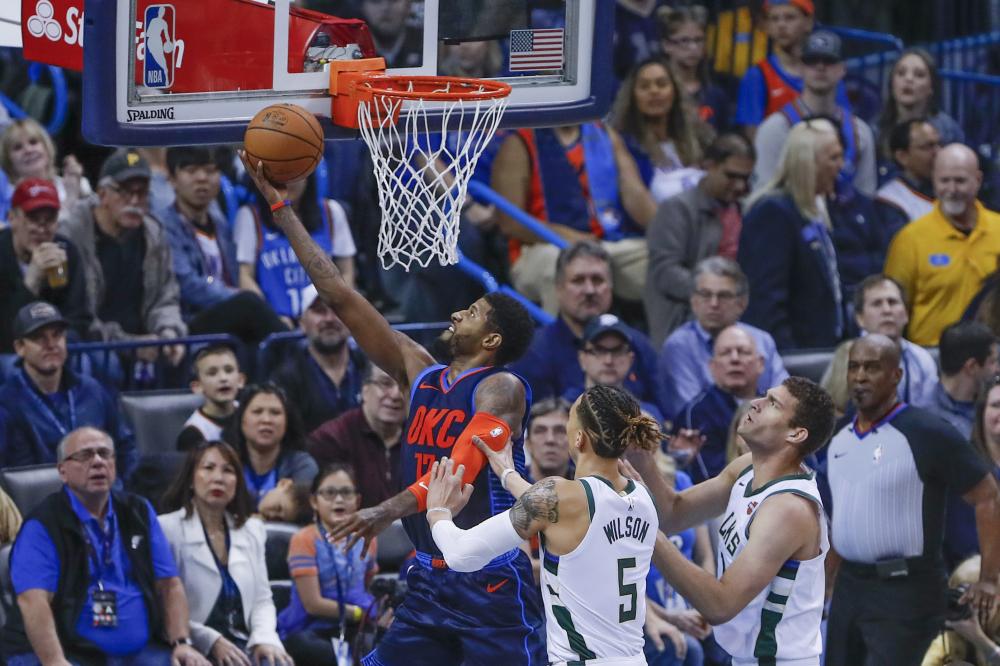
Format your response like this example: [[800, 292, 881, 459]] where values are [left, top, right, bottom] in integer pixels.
[[0, 178, 90, 362], [735, 0, 851, 138]]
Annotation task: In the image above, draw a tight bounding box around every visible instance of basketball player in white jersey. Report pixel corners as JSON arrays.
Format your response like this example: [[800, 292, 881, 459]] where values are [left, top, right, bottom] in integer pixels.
[[631, 376, 835, 666], [425, 385, 662, 665]]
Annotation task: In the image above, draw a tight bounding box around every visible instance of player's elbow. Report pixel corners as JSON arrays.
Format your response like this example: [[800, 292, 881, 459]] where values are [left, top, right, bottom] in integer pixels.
[[702, 604, 737, 626]]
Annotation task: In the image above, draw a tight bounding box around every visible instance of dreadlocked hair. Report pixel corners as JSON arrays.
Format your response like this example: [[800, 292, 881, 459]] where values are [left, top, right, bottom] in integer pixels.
[[577, 385, 664, 458]]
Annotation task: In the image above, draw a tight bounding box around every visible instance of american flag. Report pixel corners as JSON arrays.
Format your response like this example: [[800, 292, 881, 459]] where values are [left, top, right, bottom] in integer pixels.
[[509, 28, 564, 72]]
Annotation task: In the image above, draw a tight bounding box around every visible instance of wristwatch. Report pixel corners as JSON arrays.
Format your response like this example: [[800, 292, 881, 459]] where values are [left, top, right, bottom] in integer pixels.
[[170, 637, 193, 648]]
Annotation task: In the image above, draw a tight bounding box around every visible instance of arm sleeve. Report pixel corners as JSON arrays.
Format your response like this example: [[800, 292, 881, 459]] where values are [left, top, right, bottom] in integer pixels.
[[407, 412, 511, 511], [245, 519, 283, 650], [233, 207, 259, 265], [326, 200, 357, 258], [735, 65, 766, 127], [430, 510, 524, 573], [10, 520, 60, 595], [287, 528, 319, 578], [646, 197, 698, 300], [854, 120, 878, 196], [659, 333, 705, 418]]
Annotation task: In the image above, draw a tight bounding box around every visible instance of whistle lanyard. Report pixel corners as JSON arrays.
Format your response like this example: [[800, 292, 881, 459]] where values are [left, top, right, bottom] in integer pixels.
[[19, 371, 76, 437], [315, 521, 353, 639]]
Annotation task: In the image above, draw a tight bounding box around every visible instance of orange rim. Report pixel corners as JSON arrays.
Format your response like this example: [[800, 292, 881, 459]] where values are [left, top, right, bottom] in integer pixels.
[[356, 75, 512, 101]]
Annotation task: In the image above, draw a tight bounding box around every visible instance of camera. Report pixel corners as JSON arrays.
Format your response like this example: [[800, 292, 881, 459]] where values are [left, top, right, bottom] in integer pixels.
[[945, 585, 972, 622], [370, 576, 409, 609]]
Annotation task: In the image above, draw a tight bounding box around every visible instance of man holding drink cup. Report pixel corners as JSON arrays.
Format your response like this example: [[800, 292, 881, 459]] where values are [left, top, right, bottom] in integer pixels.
[[0, 178, 90, 358]]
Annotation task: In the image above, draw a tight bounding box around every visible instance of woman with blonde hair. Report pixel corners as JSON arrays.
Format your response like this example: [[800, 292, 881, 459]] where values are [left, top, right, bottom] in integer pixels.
[[0, 117, 90, 217], [610, 57, 713, 204], [737, 118, 846, 350]]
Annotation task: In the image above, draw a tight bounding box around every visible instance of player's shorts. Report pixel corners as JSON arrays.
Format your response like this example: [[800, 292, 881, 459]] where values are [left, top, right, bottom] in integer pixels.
[[362, 548, 547, 666]]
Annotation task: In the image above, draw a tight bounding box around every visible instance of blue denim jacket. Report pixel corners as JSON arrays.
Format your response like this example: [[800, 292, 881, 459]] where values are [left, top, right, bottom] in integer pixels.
[[156, 202, 239, 319]]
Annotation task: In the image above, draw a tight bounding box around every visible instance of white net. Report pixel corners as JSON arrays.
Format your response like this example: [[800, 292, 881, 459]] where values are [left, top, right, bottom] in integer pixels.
[[356, 80, 509, 271]]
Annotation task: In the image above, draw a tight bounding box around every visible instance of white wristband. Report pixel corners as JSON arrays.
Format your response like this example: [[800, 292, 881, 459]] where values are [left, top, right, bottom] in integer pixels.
[[500, 468, 518, 491], [427, 507, 453, 519]]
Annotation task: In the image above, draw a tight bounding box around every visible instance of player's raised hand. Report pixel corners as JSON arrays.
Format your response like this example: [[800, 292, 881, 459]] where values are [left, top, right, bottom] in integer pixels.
[[238, 149, 287, 207], [328, 504, 393, 554], [426, 458, 474, 520]]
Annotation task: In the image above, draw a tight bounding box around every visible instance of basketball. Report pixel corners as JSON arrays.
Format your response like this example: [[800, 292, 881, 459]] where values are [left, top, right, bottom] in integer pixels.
[[243, 103, 324, 185]]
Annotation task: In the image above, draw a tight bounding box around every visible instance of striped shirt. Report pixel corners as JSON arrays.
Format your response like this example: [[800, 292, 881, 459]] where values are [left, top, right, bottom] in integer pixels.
[[827, 404, 988, 563]]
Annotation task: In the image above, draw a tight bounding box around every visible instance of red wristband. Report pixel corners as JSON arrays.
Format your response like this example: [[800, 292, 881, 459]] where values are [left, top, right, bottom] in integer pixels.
[[270, 199, 292, 212]]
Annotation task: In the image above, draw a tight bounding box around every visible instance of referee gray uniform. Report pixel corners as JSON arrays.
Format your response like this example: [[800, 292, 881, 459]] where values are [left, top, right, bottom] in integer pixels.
[[825, 402, 990, 666]]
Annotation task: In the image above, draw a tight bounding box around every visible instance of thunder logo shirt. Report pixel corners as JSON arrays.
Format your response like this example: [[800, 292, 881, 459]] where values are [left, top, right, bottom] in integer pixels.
[[401, 364, 531, 555]]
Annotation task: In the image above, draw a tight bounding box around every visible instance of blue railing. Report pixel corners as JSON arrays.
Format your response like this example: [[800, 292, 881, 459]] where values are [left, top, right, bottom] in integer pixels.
[[68, 334, 241, 392], [255, 322, 449, 378], [0, 64, 69, 136], [467, 180, 568, 249]]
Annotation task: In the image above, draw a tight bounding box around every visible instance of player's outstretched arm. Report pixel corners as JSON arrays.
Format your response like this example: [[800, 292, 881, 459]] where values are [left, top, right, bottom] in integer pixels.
[[240, 152, 434, 388], [651, 492, 818, 625], [628, 450, 752, 535]]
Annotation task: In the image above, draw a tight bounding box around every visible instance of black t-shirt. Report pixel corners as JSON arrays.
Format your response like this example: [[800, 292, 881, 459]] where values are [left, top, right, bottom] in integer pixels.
[[96, 225, 146, 335]]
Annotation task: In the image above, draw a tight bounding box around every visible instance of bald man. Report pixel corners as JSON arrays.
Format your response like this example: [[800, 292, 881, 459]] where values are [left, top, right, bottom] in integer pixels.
[[669, 325, 765, 484], [825, 334, 1000, 665], [885, 143, 1000, 345]]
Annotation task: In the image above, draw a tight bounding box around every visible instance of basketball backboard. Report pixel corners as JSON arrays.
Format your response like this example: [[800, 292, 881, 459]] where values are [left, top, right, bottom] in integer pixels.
[[81, 0, 612, 146]]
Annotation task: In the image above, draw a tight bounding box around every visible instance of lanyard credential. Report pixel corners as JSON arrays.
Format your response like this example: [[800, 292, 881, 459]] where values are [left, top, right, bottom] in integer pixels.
[[19, 372, 76, 436], [316, 520, 354, 666], [81, 512, 118, 628]]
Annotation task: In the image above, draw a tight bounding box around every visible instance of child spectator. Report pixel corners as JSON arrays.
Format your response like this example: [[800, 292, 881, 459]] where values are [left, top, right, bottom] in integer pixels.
[[278, 463, 378, 664], [176, 344, 246, 451], [658, 5, 731, 131]]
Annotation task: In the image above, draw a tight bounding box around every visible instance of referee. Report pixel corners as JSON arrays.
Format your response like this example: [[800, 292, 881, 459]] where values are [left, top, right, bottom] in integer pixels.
[[825, 334, 1000, 665]]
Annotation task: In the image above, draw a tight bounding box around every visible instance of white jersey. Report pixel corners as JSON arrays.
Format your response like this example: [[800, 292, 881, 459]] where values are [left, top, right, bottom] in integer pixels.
[[713, 465, 828, 666], [541, 476, 658, 666]]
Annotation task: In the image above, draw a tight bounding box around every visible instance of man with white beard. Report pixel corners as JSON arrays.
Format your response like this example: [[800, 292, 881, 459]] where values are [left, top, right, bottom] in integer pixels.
[[885, 143, 1000, 346]]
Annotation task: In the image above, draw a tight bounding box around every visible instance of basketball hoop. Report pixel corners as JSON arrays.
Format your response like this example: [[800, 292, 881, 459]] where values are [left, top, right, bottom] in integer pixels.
[[330, 59, 511, 270]]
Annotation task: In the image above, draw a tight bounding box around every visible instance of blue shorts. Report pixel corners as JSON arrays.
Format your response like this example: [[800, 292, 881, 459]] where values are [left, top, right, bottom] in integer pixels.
[[363, 549, 546, 666]]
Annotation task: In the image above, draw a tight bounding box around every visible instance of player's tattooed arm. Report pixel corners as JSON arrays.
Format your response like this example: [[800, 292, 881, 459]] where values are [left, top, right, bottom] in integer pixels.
[[238, 150, 434, 388], [474, 372, 527, 435], [509, 478, 559, 538]]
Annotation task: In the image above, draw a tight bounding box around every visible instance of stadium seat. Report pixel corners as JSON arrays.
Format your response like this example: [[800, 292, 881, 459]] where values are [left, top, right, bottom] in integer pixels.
[[119, 390, 203, 456], [264, 522, 299, 581], [781, 350, 834, 384], [377, 520, 414, 572], [0, 464, 61, 516]]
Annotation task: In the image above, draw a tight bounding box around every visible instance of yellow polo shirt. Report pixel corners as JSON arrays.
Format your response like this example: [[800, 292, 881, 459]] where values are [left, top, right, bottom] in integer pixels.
[[884, 200, 1000, 346]]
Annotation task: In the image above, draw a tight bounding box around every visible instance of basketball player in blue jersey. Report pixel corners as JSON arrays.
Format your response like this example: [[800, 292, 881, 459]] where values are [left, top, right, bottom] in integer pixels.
[[241, 153, 547, 666]]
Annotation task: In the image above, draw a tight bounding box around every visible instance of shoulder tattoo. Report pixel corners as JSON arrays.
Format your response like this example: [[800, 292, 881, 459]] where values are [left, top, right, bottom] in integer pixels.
[[510, 478, 559, 534]]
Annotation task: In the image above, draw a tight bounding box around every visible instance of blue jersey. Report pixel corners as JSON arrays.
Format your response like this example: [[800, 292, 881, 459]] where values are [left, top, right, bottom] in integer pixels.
[[253, 207, 333, 318], [402, 364, 531, 555]]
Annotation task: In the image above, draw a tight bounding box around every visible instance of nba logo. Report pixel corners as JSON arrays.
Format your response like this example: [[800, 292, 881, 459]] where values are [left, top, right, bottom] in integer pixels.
[[143, 4, 176, 89]]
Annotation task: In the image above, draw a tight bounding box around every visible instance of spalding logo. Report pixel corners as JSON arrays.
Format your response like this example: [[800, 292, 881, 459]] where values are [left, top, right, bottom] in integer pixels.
[[262, 110, 288, 127], [929, 254, 951, 267], [489, 427, 504, 438]]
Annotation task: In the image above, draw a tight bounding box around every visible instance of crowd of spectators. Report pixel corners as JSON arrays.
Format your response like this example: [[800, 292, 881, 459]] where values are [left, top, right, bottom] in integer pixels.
[[1, 0, 1000, 663]]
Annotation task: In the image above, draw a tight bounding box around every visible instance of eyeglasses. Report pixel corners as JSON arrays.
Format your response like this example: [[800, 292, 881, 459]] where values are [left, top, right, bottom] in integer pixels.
[[63, 447, 116, 463], [693, 289, 742, 303], [582, 345, 632, 359], [667, 36, 705, 48], [109, 183, 150, 201], [365, 377, 398, 392], [316, 487, 357, 500]]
